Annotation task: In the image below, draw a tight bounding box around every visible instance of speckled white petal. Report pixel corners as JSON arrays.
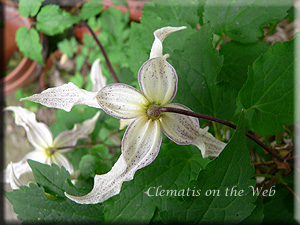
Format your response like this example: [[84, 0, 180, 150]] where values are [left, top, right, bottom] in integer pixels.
[[97, 83, 149, 119], [119, 119, 135, 130], [139, 58, 177, 105], [65, 116, 162, 204], [53, 111, 100, 149], [193, 127, 227, 158], [65, 154, 127, 204], [7, 162, 26, 189], [150, 26, 187, 59], [91, 59, 107, 92], [160, 103, 200, 145], [21, 82, 101, 112], [122, 116, 162, 169], [5, 106, 53, 150]]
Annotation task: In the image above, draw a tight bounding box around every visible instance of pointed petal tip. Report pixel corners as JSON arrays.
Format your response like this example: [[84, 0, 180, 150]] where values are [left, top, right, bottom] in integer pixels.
[[64, 192, 93, 204], [150, 26, 187, 59]]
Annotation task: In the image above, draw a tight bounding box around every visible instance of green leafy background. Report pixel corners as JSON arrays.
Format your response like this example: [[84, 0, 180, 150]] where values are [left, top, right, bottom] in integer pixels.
[[7, 0, 299, 224]]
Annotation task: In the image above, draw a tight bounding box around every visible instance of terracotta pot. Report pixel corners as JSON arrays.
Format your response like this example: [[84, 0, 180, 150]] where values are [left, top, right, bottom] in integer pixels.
[[2, 5, 47, 95]]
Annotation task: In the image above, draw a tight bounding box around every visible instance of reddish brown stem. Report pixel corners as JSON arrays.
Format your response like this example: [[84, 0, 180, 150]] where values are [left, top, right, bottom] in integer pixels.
[[83, 21, 120, 83], [159, 107, 284, 162]]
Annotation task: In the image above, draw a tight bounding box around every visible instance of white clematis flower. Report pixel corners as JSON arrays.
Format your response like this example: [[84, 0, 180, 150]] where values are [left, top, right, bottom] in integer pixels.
[[20, 59, 106, 112], [64, 26, 226, 204], [4, 106, 100, 189]]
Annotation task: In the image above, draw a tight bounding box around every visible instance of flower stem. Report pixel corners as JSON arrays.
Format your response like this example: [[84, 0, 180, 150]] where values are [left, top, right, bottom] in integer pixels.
[[50, 144, 121, 152], [158, 106, 284, 162], [83, 21, 120, 83]]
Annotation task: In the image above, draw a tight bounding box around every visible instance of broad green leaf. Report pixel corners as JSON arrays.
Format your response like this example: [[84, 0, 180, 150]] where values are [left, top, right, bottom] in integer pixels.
[[262, 173, 299, 225], [217, 41, 269, 90], [19, 0, 45, 17], [161, 113, 257, 223], [103, 143, 210, 223], [36, 5, 79, 35], [5, 184, 104, 224], [170, 25, 237, 121], [203, 0, 293, 43], [79, 0, 103, 20], [240, 197, 264, 225], [127, 0, 200, 75], [15, 27, 44, 65], [27, 160, 78, 197], [238, 38, 295, 135]]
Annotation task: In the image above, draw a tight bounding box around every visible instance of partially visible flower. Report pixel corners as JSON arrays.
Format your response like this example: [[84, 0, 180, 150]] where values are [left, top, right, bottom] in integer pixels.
[[64, 26, 226, 204], [4, 106, 100, 189], [20, 59, 106, 112]]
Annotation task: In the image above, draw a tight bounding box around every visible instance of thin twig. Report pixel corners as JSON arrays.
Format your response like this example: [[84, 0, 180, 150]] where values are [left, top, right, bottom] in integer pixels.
[[159, 107, 284, 162], [50, 144, 120, 152], [83, 21, 120, 83]]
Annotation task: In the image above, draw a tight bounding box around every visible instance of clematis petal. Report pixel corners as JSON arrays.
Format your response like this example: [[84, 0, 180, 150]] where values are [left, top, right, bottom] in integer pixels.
[[53, 111, 100, 149], [91, 59, 107, 92], [160, 103, 200, 145], [150, 26, 187, 59], [7, 162, 26, 189], [119, 119, 134, 130], [65, 116, 162, 204], [3, 150, 47, 182], [97, 83, 149, 119], [49, 152, 74, 174], [21, 82, 101, 112], [65, 154, 127, 204], [193, 127, 227, 158], [139, 58, 177, 105], [122, 116, 162, 169], [5, 106, 53, 150]]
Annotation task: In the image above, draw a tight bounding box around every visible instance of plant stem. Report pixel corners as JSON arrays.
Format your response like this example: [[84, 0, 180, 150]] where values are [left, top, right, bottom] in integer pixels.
[[215, 34, 224, 48], [83, 21, 120, 83], [51, 144, 120, 152], [158, 107, 284, 162]]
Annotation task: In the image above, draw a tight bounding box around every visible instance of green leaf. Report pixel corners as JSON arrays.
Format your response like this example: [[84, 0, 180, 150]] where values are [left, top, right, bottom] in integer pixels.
[[19, 0, 45, 17], [5, 184, 103, 224], [240, 197, 264, 225], [238, 38, 295, 135], [36, 5, 79, 36], [217, 41, 269, 90], [262, 173, 299, 225], [75, 55, 85, 71], [127, 0, 200, 75], [161, 113, 257, 223], [203, 0, 293, 43], [103, 143, 210, 223], [69, 72, 84, 88], [79, 0, 103, 20], [16, 27, 44, 65], [170, 24, 237, 121], [27, 160, 78, 198], [79, 145, 113, 179], [57, 37, 78, 58]]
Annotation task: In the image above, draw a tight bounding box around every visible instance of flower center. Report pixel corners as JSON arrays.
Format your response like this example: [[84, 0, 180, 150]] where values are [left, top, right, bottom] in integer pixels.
[[45, 147, 54, 157], [147, 104, 162, 119]]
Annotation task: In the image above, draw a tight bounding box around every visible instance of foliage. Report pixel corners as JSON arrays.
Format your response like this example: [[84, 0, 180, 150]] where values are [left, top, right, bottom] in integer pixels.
[[7, 0, 298, 224]]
